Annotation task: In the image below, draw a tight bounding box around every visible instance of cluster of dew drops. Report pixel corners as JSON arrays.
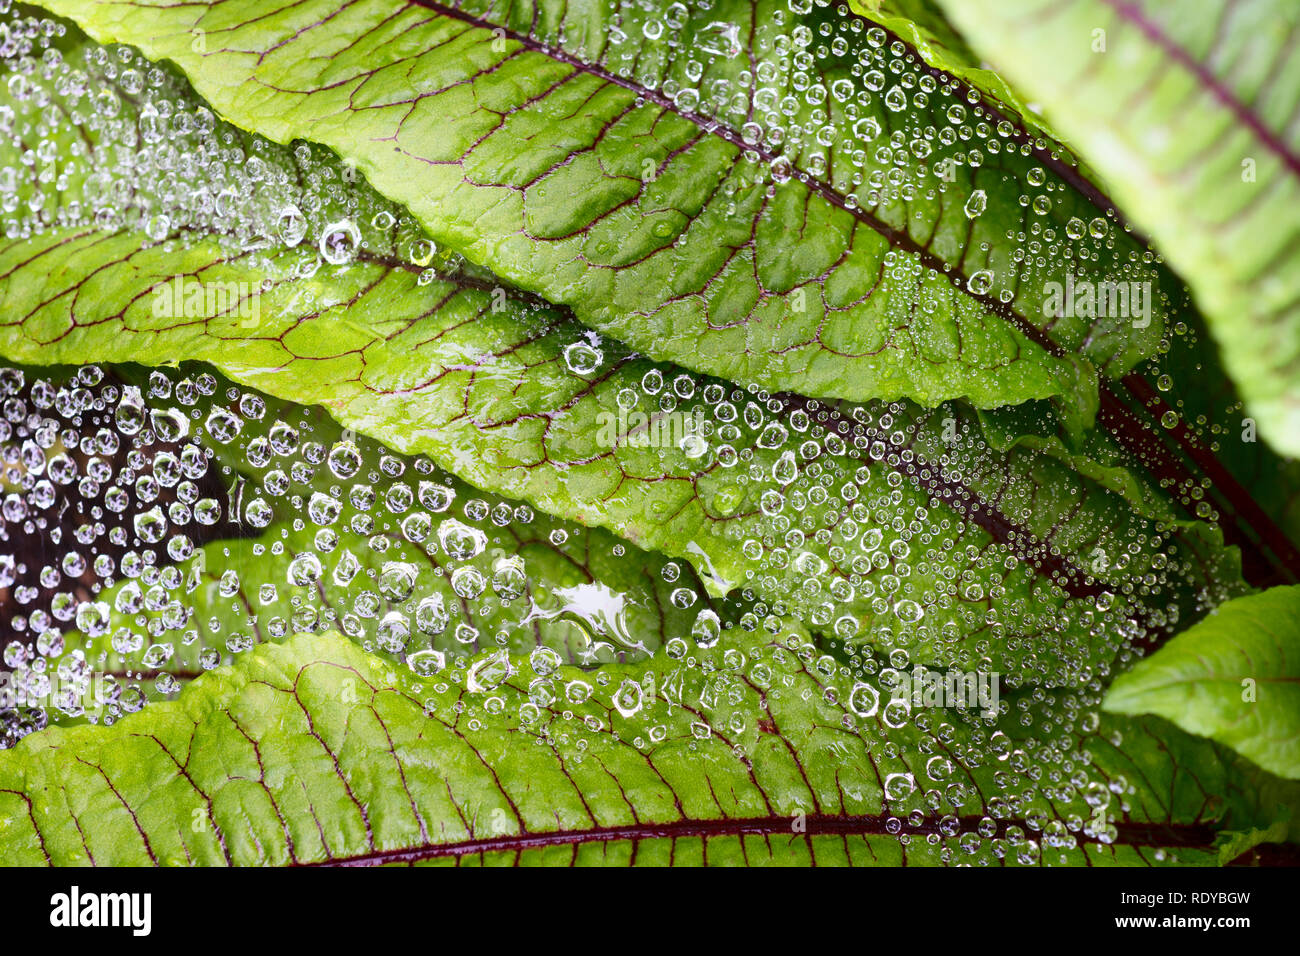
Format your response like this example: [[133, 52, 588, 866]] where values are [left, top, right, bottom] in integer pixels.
[[591, 0, 1234, 463], [0, 2, 1223, 862], [595, 0, 1120, 251], [604, 0, 1261, 472], [0, 363, 750, 735], [0, 6, 455, 283], [0, 363, 1165, 864]]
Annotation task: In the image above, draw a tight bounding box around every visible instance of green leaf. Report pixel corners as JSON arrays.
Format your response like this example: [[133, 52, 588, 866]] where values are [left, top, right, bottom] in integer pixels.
[[934, 0, 1300, 457], [51, 475, 729, 690], [43, 0, 1300, 588], [960, 321, 1300, 583], [34, 0, 1184, 429], [0, 36, 1247, 687], [1105, 584, 1300, 779], [1214, 820, 1291, 866], [2, 628, 1295, 865]]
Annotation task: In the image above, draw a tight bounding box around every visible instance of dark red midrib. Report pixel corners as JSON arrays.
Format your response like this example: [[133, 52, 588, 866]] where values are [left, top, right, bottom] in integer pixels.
[[303, 812, 1218, 865], [1102, 0, 1300, 178], [1111, 375, 1300, 583], [1228, 842, 1300, 866], [406, 0, 1299, 584], [1095, 388, 1283, 583], [780, 393, 1107, 599]]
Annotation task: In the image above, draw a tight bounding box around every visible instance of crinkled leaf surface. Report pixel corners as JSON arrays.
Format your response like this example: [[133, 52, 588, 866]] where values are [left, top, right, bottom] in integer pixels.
[[43, 0, 1300, 587], [2, 628, 1295, 866], [1105, 584, 1300, 779], [1, 1, 1296, 869], [0, 34, 1251, 687], [935, 0, 1300, 457], [37, 0, 1184, 427]]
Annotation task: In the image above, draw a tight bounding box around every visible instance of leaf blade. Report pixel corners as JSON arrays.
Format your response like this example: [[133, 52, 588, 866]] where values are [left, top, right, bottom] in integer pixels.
[[934, 0, 1300, 456], [4, 629, 1295, 865], [1105, 584, 1300, 779], [35, 0, 1185, 425]]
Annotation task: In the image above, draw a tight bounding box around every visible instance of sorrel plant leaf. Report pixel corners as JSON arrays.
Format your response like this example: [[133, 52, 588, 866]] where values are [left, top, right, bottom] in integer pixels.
[[1105, 584, 1300, 779], [934, 0, 1300, 458]]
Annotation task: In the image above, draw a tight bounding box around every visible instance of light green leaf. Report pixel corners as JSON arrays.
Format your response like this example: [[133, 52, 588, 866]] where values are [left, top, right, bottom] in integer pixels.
[[0, 39, 1247, 686], [35, 0, 1182, 429], [934, 0, 1300, 457], [1214, 820, 1291, 866], [1105, 584, 1300, 779], [42, 0, 1300, 588], [2, 628, 1295, 865]]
